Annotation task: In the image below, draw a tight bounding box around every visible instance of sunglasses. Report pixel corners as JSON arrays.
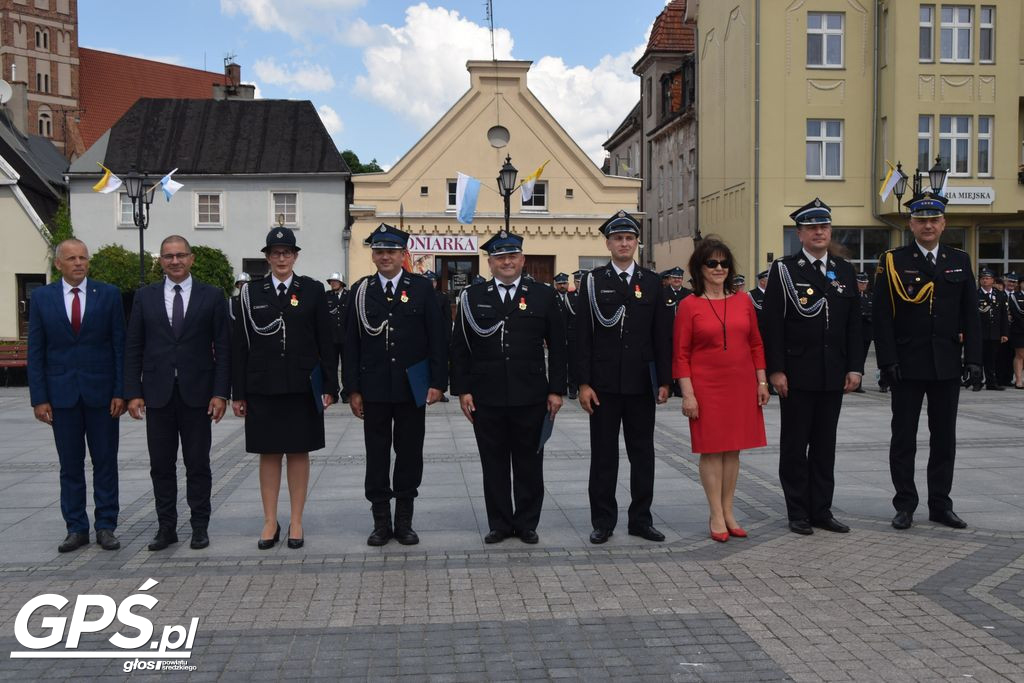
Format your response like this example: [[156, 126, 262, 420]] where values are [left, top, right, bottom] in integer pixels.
[[703, 259, 731, 269]]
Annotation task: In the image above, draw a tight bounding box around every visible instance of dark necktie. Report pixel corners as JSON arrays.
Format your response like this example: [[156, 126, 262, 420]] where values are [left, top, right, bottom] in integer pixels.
[[171, 284, 184, 337], [385, 280, 394, 302], [619, 272, 630, 286], [812, 259, 824, 277], [926, 252, 935, 266], [499, 283, 515, 303], [277, 282, 287, 303], [70, 287, 81, 334]]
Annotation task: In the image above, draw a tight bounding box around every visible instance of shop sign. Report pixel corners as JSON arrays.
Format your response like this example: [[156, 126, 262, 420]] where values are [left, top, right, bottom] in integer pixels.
[[944, 187, 994, 205], [407, 235, 478, 253]]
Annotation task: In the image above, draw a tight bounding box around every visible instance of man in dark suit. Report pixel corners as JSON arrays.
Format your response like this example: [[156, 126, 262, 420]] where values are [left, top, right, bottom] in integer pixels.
[[325, 273, 349, 400], [874, 191, 982, 530], [28, 238, 126, 553], [748, 269, 769, 335], [763, 198, 863, 535], [451, 231, 566, 544], [662, 267, 691, 314], [976, 268, 1009, 390], [124, 235, 231, 551], [344, 225, 448, 546], [576, 211, 673, 545]]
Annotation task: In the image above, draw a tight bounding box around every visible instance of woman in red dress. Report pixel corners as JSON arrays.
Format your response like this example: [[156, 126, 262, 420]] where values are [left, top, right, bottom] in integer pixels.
[[673, 238, 769, 542]]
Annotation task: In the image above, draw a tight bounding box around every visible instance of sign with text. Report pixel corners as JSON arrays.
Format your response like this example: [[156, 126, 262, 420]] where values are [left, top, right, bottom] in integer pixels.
[[407, 235, 478, 254], [944, 187, 995, 205]]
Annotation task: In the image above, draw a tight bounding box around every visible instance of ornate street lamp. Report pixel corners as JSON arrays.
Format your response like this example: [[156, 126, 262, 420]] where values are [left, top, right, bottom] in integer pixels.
[[892, 162, 910, 214], [496, 155, 517, 232], [123, 168, 155, 287], [928, 156, 949, 195]]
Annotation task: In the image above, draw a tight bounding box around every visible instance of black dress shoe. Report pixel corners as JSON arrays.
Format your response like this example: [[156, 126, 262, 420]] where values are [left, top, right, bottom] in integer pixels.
[[58, 532, 89, 553], [190, 529, 210, 549], [148, 529, 179, 551], [519, 529, 539, 544], [627, 525, 665, 542], [812, 517, 850, 533], [287, 536, 304, 549], [879, 386, 889, 393], [788, 520, 813, 535], [257, 522, 280, 550], [891, 510, 913, 530], [589, 528, 613, 544], [929, 510, 967, 529], [484, 530, 507, 544], [853, 387, 866, 394], [986, 385, 1005, 391], [96, 529, 121, 550]]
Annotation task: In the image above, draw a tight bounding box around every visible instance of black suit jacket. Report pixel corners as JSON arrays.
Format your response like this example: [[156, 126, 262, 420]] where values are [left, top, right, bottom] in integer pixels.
[[977, 288, 1009, 341], [450, 278, 567, 407], [762, 252, 863, 391], [1009, 291, 1024, 334], [575, 263, 673, 394], [343, 272, 447, 403], [125, 278, 231, 408], [872, 244, 981, 380], [326, 288, 350, 345], [748, 287, 767, 338], [231, 274, 339, 399]]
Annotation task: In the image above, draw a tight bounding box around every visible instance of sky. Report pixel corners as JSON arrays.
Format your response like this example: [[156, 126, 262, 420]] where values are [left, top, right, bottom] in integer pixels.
[[79, 0, 671, 170]]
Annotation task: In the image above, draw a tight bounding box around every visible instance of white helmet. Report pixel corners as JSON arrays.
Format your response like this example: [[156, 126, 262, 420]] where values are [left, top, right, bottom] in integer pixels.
[[326, 272, 345, 284], [234, 272, 251, 285]]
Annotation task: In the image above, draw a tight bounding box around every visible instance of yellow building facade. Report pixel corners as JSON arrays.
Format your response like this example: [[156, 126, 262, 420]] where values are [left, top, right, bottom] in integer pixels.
[[698, 0, 1024, 277], [349, 60, 641, 300]]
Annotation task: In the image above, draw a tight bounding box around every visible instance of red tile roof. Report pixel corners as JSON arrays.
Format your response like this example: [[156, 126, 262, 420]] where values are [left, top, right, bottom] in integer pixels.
[[646, 0, 695, 53], [77, 48, 225, 149]]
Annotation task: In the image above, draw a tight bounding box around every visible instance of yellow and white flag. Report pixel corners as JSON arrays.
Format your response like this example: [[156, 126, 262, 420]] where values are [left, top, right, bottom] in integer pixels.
[[92, 164, 122, 194], [878, 161, 901, 201], [520, 160, 549, 202]]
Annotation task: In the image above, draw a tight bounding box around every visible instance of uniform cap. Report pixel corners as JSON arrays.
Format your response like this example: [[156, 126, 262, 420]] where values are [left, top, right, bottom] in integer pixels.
[[598, 210, 641, 237], [855, 272, 869, 283], [481, 230, 524, 255], [423, 270, 438, 281], [732, 274, 746, 286], [1004, 272, 1019, 282], [262, 226, 300, 252], [979, 267, 996, 278], [905, 191, 948, 218], [364, 223, 409, 249], [553, 272, 569, 283], [790, 197, 832, 226], [665, 266, 684, 278], [757, 269, 770, 280]]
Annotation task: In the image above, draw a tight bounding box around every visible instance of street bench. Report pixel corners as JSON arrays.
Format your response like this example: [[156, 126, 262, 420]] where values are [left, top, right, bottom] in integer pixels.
[[0, 342, 28, 386]]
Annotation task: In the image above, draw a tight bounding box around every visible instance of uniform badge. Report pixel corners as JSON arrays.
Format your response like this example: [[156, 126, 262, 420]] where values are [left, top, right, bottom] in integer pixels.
[[915, 277, 921, 282], [290, 294, 299, 307], [276, 231, 283, 238], [378, 225, 386, 233], [799, 297, 808, 305], [400, 290, 409, 303], [634, 284, 642, 299], [518, 296, 527, 311], [806, 288, 814, 295], [798, 259, 807, 267], [826, 270, 836, 280]]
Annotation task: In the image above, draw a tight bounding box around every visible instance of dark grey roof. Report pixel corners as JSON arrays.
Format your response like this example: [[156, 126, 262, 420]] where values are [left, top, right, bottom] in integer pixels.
[[0, 109, 66, 223], [102, 99, 349, 175], [603, 101, 641, 150]]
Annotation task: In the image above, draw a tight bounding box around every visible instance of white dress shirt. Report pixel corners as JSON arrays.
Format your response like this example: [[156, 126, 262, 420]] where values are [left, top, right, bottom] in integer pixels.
[[611, 262, 637, 281], [62, 278, 87, 323], [164, 275, 193, 324], [377, 272, 401, 292], [802, 249, 828, 276], [271, 274, 294, 293], [495, 276, 522, 302]]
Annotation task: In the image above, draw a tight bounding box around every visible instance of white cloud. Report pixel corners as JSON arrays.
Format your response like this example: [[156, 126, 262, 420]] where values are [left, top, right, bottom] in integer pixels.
[[252, 57, 336, 92], [317, 104, 344, 135], [221, 0, 366, 40]]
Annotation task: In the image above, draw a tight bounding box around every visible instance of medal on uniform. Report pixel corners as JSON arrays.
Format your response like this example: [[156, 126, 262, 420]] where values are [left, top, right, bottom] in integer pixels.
[[518, 296, 527, 311], [806, 288, 814, 295], [400, 290, 409, 303], [290, 294, 299, 307], [799, 297, 808, 305], [826, 270, 836, 280], [634, 284, 642, 299]]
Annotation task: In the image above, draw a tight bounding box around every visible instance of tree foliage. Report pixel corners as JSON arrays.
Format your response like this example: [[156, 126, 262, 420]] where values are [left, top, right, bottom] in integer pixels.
[[46, 197, 75, 281], [341, 149, 384, 174], [89, 244, 159, 292], [189, 245, 233, 297]]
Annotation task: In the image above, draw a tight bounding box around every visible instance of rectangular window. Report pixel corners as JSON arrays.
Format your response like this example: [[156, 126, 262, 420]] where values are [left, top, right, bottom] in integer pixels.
[[578, 256, 608, 272], [419, 185, 428, 196], [807, 12, 844, 68], [919, 5, 934, 62], [272, 192, 297, 225], [977, 115, 993, 177], [119, 193, 133, 226], [805, 119, 843, 179], [940, 5, 972, 62], [666, 162, 673, 205], [645, 77, 652, 116], [939, 115, 971, 176], [979, 6, 994, 63], [918, 115, 933, 171], [646, 141, 652, 190], [446, 179, 457, 209], [197, 193, 222, 226], [521, 180, 547, 210]]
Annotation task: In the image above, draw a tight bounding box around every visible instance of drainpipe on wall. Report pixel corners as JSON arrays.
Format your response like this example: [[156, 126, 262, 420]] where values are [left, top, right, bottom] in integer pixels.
[[753, 0, 761, 271], [870, 1, 905, 240]]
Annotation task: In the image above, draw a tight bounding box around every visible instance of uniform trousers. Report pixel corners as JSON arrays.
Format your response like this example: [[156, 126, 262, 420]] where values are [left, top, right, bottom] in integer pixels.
[[145, 384, 212, 531], [362, 400, 425, 504], [588, 392, 655, 530], [52, 400, 120, 534], [566, 336, 578, 394], [889, 378, 960, 514], [981, 340, 1002, 387], [778, 389, 843, 523], [471, 402, 547, 534]]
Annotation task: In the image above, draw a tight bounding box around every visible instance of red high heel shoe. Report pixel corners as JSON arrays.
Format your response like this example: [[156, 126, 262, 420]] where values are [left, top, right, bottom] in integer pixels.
[[709, 525, 729, 543], [727, 526, 748, 538]]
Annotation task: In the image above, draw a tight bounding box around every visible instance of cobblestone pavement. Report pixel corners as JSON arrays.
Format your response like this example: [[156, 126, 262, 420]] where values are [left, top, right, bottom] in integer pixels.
[[0, 364, 1023, 681]]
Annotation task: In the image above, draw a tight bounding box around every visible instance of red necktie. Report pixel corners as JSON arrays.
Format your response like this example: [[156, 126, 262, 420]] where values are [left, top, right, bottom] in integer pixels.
[[70, 287, 81, 334]]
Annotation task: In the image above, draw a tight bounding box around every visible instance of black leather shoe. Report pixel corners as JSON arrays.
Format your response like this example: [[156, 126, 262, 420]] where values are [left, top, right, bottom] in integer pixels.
[[58, 532, 89, 553], [987, 385, 1005, 391], [891, 510, 913, 530], [929, 510, 967, 529], [287, 536, 304, 549], [788, 520, 813, 535], [519, 529, 539, 544], [393, 527, 419, 545], [879, 386, 889, 393], [812, 517, 850, 533], [257, 522, 280, 550], [628, 525, 665, 542], [96, 529, 121, 550], [190, 529, 209, 549], [484, 530, 507, 544], [367, 505, 392, 546], [853, 387, 865, 393], [589, 528, 613, 544], [148, 528, 179, 551]]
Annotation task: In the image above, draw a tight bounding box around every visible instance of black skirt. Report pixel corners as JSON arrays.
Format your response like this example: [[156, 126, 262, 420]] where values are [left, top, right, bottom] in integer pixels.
[[245, 392, 325, 454]]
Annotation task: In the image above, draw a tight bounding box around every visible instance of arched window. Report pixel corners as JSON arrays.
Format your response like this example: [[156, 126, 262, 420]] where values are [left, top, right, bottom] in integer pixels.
[[38, 109, 52, 137]]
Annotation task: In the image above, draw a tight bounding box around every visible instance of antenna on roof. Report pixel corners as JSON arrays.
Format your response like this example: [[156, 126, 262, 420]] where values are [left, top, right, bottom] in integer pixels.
[[486, 0, 495, 62], [224, 53, 237, 85]]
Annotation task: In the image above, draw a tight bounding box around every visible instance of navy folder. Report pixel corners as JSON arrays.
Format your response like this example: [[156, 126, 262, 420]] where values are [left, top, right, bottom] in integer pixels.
[[406, 359, 430, 408], [649, 361, 660, 399], [310, 363, 325, 414], [537, 413, 555, 454]]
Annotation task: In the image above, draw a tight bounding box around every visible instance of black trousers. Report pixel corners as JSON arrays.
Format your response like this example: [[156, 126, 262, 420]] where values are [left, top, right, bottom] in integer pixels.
[[471, 402, 547, 534], [998, 341, 1013, 385], [889, 378, 960, 514], [566, 335, 578, 394], [588, 391, 655, 530], [981, 339, 1001, 387], [363, 400, 425, 505], [145, 385, 212, 531], [778, 389, 843, 522]]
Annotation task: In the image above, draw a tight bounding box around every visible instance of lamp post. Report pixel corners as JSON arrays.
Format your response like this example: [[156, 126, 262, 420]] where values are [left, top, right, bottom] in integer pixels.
[[496, 155, 517, 232], [890, 156, 947, 215], [123, 168, 155, 288]]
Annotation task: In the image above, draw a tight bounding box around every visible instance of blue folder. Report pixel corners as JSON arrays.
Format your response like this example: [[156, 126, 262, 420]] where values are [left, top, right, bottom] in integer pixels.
[[537, 413, 555, 454], [406, 359, 430, 408], [310, 363, 325, 414]]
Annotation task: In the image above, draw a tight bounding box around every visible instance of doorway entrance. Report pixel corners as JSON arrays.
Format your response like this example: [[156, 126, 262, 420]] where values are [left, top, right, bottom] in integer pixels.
[[16, 274, 46, 339], [523, 255, 555, 285], [437, 256, 479, 307]]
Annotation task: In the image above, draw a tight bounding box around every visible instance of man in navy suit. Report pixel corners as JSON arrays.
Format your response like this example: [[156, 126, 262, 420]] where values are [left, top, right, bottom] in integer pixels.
[[125, 236, 231, 551], [28, 239, 126, 553]]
